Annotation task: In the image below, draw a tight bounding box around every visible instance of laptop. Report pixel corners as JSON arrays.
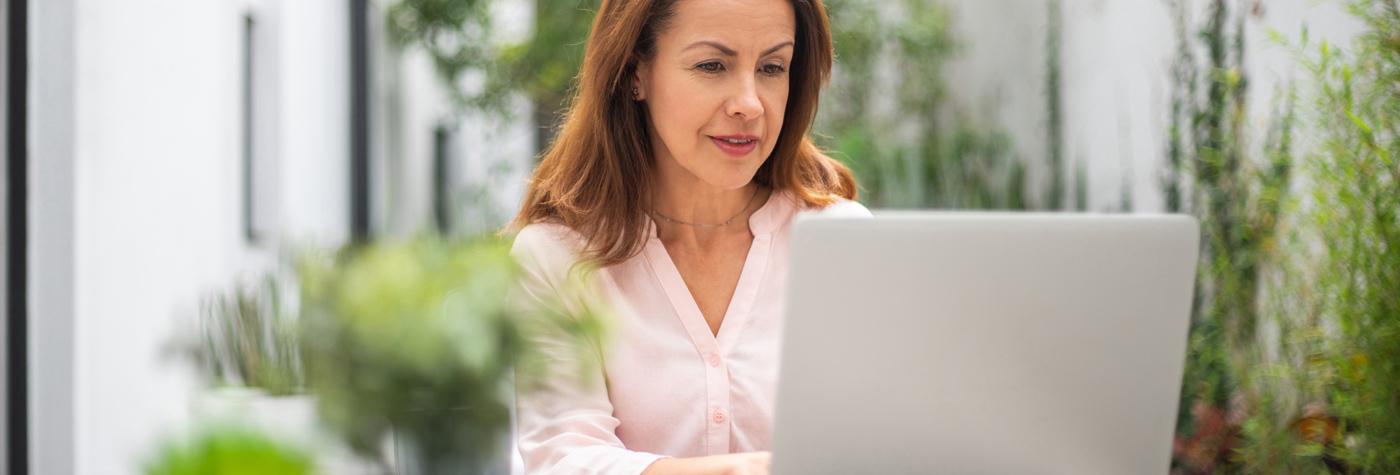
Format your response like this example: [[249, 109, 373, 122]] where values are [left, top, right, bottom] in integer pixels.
[[771, 213, 1199, 474]]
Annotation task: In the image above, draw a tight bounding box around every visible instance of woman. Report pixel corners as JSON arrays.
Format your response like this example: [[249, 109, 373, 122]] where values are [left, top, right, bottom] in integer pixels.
[[508, 0, 869, 473]]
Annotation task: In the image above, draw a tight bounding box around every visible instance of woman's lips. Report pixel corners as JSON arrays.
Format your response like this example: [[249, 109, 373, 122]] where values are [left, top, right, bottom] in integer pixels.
[[709, 135, 759, 157]]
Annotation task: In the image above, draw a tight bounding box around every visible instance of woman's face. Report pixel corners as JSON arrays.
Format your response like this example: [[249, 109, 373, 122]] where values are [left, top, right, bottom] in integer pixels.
[[636, 0, 796, 191]]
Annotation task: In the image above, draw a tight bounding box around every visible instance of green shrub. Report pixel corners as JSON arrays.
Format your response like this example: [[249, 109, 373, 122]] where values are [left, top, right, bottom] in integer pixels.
[[144, 426, 313, 475], [1306, 1, 1400, 469], [1160, 0, 1309, 471]]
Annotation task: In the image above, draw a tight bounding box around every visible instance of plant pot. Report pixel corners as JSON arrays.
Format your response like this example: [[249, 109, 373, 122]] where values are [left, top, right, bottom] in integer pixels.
[[192, 387, 386, 473], [192, 387, 318, 441], [387, 417, 513, 475]]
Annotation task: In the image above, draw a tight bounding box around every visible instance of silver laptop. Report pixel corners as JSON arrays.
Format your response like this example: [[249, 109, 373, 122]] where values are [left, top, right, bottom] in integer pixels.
[[771, 213, 1199, 474]]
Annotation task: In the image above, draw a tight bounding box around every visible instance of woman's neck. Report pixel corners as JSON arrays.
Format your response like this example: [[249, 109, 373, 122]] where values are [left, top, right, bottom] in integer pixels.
[[650, 169, 767, 246]]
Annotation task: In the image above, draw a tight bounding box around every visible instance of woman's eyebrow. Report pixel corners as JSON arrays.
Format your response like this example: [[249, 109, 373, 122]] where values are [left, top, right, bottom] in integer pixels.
[[682, 40, 795, 57], [761, 41, 795, 56], [684, 40, 739, 56]]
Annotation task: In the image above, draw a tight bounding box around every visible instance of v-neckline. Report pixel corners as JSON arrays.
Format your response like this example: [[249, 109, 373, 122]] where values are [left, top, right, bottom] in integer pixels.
[[644, 191, 782, 351]]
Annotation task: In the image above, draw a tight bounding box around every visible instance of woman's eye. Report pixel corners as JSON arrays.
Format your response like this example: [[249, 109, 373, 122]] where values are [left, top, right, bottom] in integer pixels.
[[695, 61, 725, 74], [761, 63, 788, 76]]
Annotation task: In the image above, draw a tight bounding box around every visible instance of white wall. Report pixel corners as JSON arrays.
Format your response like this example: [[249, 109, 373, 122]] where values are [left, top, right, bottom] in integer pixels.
[[54, 0, 351, 472], [277, 0, 352, 245], [1057, 0, 1174, 211], [31, 0, 79, 472], [38, 0, 523, 467], [379, 0, 536, 237], [73, 0, 257, 471], [378, 33, 451, 237], [454, 0, 536, 235]]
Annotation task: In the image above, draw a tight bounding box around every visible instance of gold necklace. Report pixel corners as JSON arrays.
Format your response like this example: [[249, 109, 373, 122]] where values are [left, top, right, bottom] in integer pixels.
[[651, 186, 760, 228]]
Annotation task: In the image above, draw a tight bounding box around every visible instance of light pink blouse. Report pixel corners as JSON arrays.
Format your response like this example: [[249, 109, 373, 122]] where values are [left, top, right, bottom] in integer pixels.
[[510, 190, 871, 475]]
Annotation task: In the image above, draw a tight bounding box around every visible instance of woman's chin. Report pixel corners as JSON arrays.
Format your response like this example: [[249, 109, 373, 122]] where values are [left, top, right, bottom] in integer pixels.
[[702, 160, 766, 188], [697, 170, 761, 191]]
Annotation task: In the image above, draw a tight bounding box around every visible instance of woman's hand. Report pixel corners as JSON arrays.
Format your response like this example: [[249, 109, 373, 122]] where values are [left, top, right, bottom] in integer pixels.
[[642, 451, 772, 475]]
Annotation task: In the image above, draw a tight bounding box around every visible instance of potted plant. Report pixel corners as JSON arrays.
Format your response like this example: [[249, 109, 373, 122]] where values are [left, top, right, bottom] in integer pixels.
[[297, 234, 604, 474], [186, 273, 302, 395], [174, 271, 325, 449]]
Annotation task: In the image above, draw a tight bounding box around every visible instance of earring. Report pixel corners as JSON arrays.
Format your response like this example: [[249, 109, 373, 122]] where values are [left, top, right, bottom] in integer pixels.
[[631, 86, 641, 101]]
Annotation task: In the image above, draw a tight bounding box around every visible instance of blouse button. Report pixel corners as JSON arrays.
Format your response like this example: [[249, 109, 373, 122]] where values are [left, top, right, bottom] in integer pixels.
[[706, 353, 722, 367], [712, 409, 726, 424]]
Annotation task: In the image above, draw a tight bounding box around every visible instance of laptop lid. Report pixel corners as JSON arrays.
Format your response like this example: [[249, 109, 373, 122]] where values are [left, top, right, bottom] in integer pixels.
[[771, 213, 1198, 474]]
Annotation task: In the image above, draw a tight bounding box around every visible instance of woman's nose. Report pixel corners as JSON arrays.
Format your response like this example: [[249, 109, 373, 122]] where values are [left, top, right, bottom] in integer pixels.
[[725, 76, 763, 121]]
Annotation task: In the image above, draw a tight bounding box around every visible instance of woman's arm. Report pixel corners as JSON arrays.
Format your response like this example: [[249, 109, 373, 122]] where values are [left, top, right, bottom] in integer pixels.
[[512, 224, 668, 475]]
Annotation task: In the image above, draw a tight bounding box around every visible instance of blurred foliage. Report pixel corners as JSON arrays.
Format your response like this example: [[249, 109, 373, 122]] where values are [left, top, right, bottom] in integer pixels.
[[1169, 0, 1400, 473], [1044, 0, 1068, 210], [385, 0, 496, 107], [1163, 0, 1300, 472], [387, 0, 593, 147], [817, 0, 1081, 210], [386, 0, 589, 113], [181, 274, 303, 396], [297, 235, 605, 472], [1303, 0, 1400, 470], [144, 426, 313, 475]]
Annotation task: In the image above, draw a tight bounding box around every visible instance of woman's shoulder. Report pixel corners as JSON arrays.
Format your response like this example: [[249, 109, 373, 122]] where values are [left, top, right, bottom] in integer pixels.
[[509, 222, 610, 316], [805, 194, 873, 218], [514, 221, 585, 249], [769, 191, 872, 232], [510, 222, 589, 276]]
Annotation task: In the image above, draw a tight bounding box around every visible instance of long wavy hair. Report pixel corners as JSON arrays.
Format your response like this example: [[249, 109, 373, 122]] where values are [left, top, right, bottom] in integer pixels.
[[507, 0, 856, 266]]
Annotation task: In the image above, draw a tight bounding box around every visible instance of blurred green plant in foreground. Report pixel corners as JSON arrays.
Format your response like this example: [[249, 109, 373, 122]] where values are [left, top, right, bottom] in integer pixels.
[[297, 235, 606, 473], [145, 426, 313, 475]]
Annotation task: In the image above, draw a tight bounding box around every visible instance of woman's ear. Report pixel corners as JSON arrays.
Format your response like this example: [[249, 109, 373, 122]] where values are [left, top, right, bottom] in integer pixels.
[[632, 61, 651, 101]]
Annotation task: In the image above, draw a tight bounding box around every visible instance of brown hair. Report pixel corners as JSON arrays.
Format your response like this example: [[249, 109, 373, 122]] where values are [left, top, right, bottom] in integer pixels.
[[507, 0, 856, 266]]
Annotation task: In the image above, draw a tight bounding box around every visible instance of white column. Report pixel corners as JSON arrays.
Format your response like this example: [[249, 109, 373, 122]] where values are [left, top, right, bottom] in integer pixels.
[[30, 0, 79, 471]]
